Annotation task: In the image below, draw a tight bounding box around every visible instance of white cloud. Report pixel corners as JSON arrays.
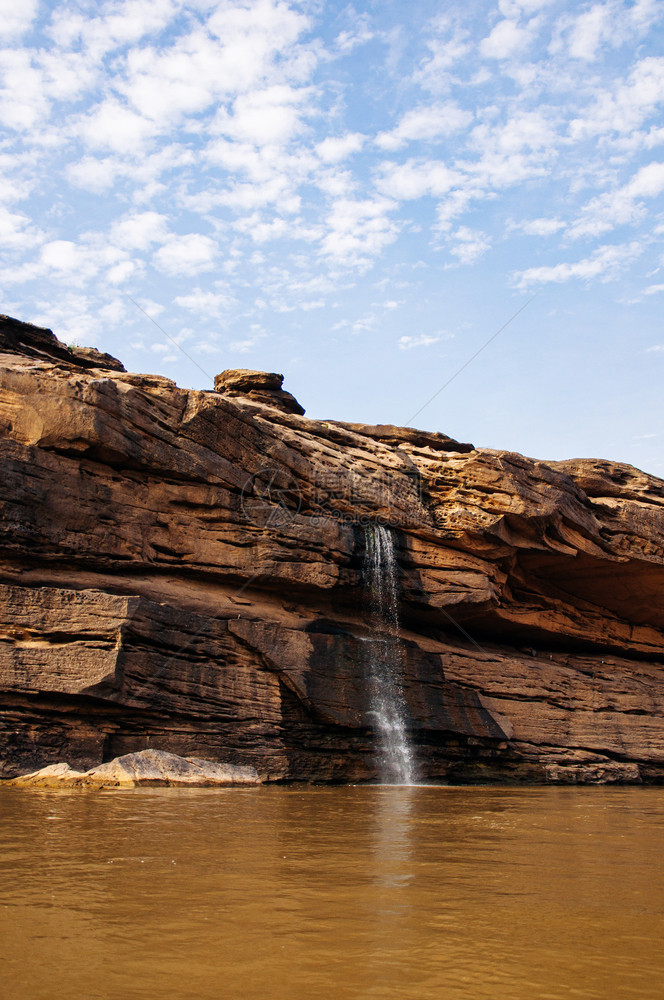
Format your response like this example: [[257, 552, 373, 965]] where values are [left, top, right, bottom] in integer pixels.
[[0, 0, 39, 39], [513, 241, 643, 288], [461, 112, 560, 195], [111, 212, 170, 251], [398, 334, 441, 350], [84, 0, 313, 148], [81, 100, 156, 152], [499, 0, 553, 14], [174, 289, 234, 318], [121, 31, 226, 125], [315, 166, 357, 197], [560, 0, 664, 61], [66, 156, 122, 193], [207, 0, 310, 71], [191, 172, 300, 213], [413, 21, 471, 92], [0, 0, 663, 408], [107, 259, 143, 285], [0, 153, 34, 203], [48, 0, 181, 60], [233, 213, 291, 243], [214, 84, 310, 147], [0, 50, 49, 130], [319, 198, 399, 268], [569, 160, 664, 238], [228, 327, 266, 353], [471, 109, 558, 157], [153, 233, 217, 276], [316, 133, 364, 163], [32, 293, 100, 345], [448, 226, 491, 265], [0, 206, 43, 250], [568, 4, 610, 60], [570, 56, 664, 138], [518, 217, 565, 235], [349, 312, 376, 335], [65, 144, 194, 201], [434, 187, 481, 231], [334, 11, 373, 54], [40, 241, 89, 274], [376, 160, 460, 200], [376, 102, 472, 150], [646, 343, 664, 350], [629, 159, 664, 197], [480, 19, 534, 60]]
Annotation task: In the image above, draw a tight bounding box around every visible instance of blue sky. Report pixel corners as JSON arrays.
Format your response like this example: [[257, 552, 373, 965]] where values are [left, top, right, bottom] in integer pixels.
[[1, 0, 663, 474]]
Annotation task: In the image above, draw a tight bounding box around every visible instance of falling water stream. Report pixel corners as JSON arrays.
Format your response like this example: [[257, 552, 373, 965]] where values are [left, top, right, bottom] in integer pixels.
[[364, 524, 416, 785]]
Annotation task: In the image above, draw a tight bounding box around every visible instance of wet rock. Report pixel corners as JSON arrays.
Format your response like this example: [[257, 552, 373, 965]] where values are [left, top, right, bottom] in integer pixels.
[[7, 749, 262, 787]]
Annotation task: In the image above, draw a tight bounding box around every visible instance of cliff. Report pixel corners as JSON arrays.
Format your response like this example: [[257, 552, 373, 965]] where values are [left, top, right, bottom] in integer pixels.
[[1, 314, 663, 783]]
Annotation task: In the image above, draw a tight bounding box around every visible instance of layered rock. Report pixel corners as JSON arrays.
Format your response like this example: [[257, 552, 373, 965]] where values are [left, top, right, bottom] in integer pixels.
[[1, 316, 663, 783]]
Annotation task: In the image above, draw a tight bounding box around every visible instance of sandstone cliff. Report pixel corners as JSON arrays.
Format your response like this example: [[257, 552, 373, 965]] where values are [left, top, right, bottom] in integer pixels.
[[1, 315, 663, 783]]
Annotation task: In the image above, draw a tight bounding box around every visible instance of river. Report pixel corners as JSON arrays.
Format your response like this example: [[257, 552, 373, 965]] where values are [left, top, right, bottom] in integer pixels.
[[1, 785, 663, 999]]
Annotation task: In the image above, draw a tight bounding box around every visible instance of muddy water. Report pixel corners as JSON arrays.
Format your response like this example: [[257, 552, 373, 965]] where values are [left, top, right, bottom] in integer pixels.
[[1, 786, 663, 999]]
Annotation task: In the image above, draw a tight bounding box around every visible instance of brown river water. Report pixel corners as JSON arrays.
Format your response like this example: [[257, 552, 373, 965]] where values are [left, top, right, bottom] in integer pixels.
[[1, 785, 663, 1000]]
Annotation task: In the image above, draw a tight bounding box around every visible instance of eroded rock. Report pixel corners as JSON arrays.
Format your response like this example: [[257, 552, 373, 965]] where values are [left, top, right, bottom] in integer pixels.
[[7, 749, 262, 788], [214, 367, 305, 415], [0, 316, 663, 784]]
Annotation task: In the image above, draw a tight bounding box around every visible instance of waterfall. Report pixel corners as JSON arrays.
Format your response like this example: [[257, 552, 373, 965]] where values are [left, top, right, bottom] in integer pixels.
[[364, 524, 416, 785]]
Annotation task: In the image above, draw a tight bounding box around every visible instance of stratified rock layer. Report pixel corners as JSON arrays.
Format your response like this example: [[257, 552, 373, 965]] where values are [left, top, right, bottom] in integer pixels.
[[1, 316, 663, 783]]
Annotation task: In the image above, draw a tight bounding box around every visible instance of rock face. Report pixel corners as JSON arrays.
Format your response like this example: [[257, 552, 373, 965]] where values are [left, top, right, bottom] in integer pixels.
[[1, 316, 663, 784]]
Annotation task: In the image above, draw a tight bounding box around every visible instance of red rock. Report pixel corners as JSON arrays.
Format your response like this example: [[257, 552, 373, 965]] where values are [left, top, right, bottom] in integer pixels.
[[0, 316, 663, 783]]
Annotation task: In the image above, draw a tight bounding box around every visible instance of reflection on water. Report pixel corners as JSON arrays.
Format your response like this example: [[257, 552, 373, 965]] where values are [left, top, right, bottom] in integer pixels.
[[373, 786, 415, 888], [1, 785, 664, 1000]]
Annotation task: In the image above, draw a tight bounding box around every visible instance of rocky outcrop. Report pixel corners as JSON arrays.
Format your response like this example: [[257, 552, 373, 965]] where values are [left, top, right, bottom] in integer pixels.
[[1, 316, 663, 783], [214, 368, 305, 415], [7, 749, 261, 788], [0, 314, 125, 372]]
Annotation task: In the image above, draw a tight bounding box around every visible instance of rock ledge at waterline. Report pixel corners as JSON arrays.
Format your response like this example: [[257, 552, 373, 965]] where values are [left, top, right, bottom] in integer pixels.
[[1, 314, 663, 784], [6, 749, 261, 788]]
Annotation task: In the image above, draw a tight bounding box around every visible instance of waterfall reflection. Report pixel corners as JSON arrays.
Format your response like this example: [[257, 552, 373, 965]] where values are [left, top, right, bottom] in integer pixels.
[[359, 787, 419, 998], [372, 786, 416, 890]]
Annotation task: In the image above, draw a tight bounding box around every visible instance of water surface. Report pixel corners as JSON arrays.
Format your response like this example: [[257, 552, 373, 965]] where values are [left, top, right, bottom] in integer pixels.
[[1, 785, 662, 999]]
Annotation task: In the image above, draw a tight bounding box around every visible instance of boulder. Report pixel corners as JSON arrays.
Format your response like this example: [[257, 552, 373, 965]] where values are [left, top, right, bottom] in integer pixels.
[[214, 369, 284, 393], [214, 367, 305, 415]]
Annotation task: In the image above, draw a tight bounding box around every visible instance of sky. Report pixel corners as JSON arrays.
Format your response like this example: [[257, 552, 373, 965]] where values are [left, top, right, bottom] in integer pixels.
[[1, 0, 663, 475]]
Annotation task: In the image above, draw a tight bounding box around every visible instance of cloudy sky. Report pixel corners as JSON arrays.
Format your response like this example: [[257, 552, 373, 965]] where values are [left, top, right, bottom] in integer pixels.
[[2, 0, 663, 474]]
